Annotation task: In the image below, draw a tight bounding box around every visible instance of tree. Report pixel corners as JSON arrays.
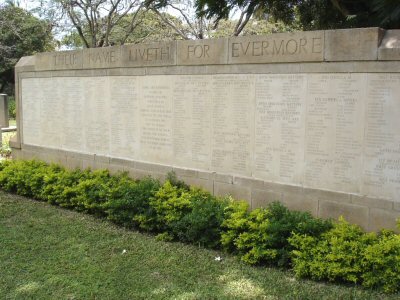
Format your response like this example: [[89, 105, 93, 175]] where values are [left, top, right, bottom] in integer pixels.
[[0, 4, 54, 93], [61, 10, 182, 48], [54, 0, 146, 48], [193, 0, 400, 31], [146, 0, 279, 38]]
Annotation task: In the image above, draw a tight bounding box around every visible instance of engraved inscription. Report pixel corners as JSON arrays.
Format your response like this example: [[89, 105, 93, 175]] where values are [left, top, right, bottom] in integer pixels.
[[187, 45, 210, 58], [129, 47, 170, 62], [254, 74, 306, 184], [88, 50, 117, 64], [53, 52, 79, 67], [362, 74, 400, 199]]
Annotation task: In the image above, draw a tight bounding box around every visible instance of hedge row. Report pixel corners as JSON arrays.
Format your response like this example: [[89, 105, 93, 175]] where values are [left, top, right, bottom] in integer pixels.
[[0, 159, 399, 293]]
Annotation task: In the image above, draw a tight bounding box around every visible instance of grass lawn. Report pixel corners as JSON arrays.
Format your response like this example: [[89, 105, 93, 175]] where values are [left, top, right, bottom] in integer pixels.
[[0, 192, 398, 300]]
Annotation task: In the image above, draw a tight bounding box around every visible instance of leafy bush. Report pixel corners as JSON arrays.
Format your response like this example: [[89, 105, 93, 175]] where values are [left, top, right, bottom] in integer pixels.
[[0, 160, 55, 197], [289, 217, 377, 284], [361, 230, 400, 293], [222, 201, 332, 267], [0, 159, 399, 294], [8, 96, 16, 119], [169, 191, 230, 248], [105, 176, 160, 228]]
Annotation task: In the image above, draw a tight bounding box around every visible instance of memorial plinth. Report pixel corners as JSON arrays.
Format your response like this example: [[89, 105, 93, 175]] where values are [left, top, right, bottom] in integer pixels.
[[13, 28, 400, 231]]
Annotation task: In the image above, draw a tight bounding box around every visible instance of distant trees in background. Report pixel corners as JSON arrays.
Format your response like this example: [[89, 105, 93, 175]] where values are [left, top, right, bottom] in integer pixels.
[[0, 3, 54, 94]]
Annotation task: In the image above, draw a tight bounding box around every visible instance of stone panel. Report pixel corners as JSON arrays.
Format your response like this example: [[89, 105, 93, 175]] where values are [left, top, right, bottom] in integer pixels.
[[362, 74, 400, 200], [121, 41, 176, 67], [251, 189, 282, 209], [177, 39, 228, 65], [324, 28, 382, 61], [378, 30, 400, 60], [214, 182, 251, 204], [281, 192, 319, 216], [229, 31, 324, 64], [351, 195, 393, 210], [83, 47, 121, 69], [369, 208, 400, 231], [319, 201, 369, 230], [36, 50, 83, 71]]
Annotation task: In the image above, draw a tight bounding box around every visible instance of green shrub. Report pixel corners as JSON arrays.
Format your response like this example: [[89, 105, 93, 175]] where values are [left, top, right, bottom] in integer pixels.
[[135, 180, 190, 233], [221, 201, 332, 267], [40, 168, 90, 206], [105, 176, 160, 228], [0, 160, 55, 197], [169, 192, 229, 248], [289, 217, 377, 284], [361, 230, 400, 293], [8, 96, 16, 119]]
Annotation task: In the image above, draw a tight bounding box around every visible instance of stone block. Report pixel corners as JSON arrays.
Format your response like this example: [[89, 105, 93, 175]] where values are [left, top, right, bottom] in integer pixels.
[[172, 167, 198, 178], [36, 50, 83, 71], [94, 155, 110, 164], [305, 188, 351, 204], [9, 138, 21, 149], [233, 176, 265, 190], [369, 208, 399, 232], [177, 38, 228, 65], [214, 182, 251, 204], [282, 191, 319, 216], [251, 188, 282, 209], [121, 41, 176, 67], [11, 149, 22, 160], [107, 163, 126, 175], [351, 195, 393, 210], [229, 31, 324, 64], [214, 173, 233, 184], [127, 168, 152, 180], [177, 176, 213, 193], [197, 170, 215, 180], [110, 157, 134, 168], [394, 202, 400, 212], [65, 157, 83, 170], [378, 29, 400, 60], [319, 201, 369, 230], [324, 28, 383, 61], [15, 55, 35, 72], [82, 159, 95, 170], [134, 161, 173, 174], [83, 46, 121, 69]]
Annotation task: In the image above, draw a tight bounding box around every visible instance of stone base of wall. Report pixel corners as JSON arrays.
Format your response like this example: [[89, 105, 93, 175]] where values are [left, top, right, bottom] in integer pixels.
[[12, 145, 400, 232]]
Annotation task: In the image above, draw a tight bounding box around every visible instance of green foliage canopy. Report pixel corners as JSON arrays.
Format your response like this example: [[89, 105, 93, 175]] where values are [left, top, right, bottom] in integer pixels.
[[0, 4, 54, 94], [194, 0, 400, 30]]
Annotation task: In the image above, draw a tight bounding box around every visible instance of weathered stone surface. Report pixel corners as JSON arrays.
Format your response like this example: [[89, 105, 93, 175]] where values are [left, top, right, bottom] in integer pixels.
[[305, 188, 351, 204], [378, 30, 400, 60], [351, 195, 393, 210], [15, 55, 35, 72], [324, 28, 383, 61], [13, 28, 400, 232], [319, 201, 369, 230], [83, 47, 121, 69], [177, 38, 228, 65], [251, 189, 282, 209], [214, 182, 251, 204], [369, 208, 399, 231], [36, 50, 83, 71], [0, 94, 9, 128], [282, 192, 319, 216], [229, 31, 324, 64], [121, 41, 176, 67]]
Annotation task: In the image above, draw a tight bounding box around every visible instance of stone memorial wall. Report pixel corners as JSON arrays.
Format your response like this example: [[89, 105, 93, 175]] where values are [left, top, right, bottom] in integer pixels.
[[12, 28, 400, 231]]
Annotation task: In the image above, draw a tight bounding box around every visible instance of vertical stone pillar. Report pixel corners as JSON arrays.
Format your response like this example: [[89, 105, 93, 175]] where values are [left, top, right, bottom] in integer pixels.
[[0, 94, 9, 128]]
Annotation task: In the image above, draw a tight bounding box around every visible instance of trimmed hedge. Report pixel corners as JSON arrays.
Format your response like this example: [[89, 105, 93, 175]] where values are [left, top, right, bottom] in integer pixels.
[[0, 159, 399, 293]]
